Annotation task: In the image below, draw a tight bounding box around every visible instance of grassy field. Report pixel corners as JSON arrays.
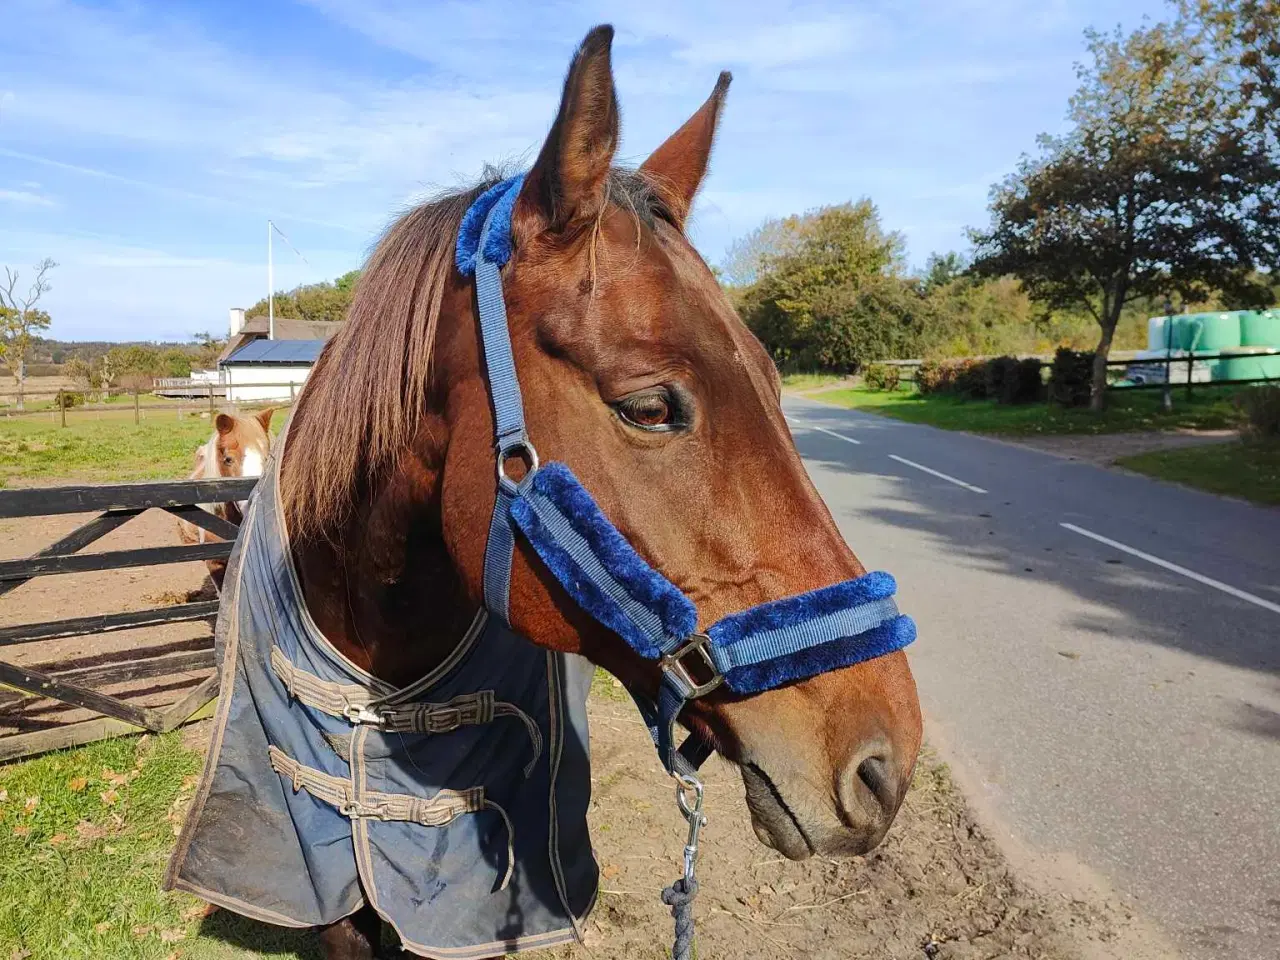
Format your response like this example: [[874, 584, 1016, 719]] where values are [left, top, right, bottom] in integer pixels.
[[0, 409, 285, 487], [1117, 441, 1280, 505], [0, 731, 324, 959], [816, 385, 1244, 436]]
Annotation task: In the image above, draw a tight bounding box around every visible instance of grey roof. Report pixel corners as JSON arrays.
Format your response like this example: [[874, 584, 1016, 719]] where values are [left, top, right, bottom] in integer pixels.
[[222, 339, 326, 365]]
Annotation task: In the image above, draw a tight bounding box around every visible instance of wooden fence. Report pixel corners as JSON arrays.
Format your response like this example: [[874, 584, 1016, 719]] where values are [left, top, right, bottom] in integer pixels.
[[0, 478, 254, 762]]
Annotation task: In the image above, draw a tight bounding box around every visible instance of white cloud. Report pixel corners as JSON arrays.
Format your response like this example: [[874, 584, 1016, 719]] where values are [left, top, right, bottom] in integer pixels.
[[0, 187, 56, 207]]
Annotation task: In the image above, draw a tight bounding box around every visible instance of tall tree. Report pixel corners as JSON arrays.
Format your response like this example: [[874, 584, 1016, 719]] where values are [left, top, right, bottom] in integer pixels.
[[970, 20, 1280, 409], [0, 258, 56, 409]]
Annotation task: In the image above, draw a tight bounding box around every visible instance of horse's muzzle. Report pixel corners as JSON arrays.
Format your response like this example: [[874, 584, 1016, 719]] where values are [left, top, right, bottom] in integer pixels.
[[740, 738, 910, 860]]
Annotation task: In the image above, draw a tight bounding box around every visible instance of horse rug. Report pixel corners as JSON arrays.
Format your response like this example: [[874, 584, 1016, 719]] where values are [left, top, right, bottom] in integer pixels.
[[165, 453, 599, 958]]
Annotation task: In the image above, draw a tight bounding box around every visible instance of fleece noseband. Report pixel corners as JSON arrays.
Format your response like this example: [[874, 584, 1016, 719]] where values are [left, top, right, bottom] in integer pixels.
[[456, 175, 916, 776]]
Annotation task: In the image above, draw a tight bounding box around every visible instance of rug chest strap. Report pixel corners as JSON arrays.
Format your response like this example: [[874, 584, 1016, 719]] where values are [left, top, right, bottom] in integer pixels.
[[270, 647, 542, 773]]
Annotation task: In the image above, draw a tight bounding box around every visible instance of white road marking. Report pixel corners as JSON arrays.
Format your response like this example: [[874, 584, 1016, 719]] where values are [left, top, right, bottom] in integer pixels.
[[1060, 522, 1280, 616], [788, 419, 862, 445], [887, 454, 987, 493]]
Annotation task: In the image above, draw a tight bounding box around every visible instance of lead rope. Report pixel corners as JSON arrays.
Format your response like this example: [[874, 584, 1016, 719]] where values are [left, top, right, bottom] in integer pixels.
[[662, 773, 707, 960]]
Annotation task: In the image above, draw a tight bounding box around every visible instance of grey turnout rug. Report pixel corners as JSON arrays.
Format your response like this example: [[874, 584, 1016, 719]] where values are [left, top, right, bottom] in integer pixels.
[[165, 451, 599, 958]]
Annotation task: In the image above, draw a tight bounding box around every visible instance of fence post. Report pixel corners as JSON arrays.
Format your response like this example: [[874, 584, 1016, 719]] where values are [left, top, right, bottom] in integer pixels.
[[1186, 351, 1194, 401], [60, 395, 66, 429], [208, 383, 215, 418], [289, 382, 296, 404], [133, 390, 140, 425]]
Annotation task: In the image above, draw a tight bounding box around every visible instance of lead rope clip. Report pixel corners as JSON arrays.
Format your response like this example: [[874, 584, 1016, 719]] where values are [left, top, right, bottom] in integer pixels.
[[662, 772, 705, 960]]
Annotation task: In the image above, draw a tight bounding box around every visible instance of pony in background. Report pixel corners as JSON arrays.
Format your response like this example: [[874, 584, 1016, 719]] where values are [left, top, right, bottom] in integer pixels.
[[177, 408, 273, 592]]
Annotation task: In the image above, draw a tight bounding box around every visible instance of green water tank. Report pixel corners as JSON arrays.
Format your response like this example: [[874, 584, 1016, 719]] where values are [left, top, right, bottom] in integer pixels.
[[1241, 310, 1280, 347]]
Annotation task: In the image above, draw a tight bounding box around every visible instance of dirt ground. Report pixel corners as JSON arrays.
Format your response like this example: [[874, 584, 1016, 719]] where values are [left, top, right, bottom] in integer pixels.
[[1, 508, 1177, 959]]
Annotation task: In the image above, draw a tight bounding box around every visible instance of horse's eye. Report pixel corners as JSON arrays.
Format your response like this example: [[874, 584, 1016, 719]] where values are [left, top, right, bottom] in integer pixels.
[[616, 391, 676, 431]]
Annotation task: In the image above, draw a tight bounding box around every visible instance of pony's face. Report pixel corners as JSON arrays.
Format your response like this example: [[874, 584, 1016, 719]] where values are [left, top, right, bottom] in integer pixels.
[[207, 410, 274, 509], [440, 30, 921, 860]]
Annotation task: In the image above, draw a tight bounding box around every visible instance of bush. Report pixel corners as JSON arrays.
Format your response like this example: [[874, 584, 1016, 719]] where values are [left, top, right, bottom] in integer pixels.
[[916, 359, 951, 395], [952, 359, 988, 400], [53, 390, 84, 410], [1237, 385, 1280, 440], [1048, 348, 1093, 407], [985, 355, 1044, 405], [863, 363, 901, 391]]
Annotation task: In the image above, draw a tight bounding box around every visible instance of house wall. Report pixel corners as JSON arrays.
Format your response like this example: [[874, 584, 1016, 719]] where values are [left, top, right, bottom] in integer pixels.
[[225, 363, 312, 402]]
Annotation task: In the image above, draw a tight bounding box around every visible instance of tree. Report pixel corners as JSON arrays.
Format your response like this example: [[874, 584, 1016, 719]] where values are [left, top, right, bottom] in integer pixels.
[[720, 217, 806, 287], [0, 258, 56, 409], [970, 19, 1280, 409], [921, 252, 967, 293], [737, 201, 908, 369], [1182, 0, 1280, 142], [245, 272, 359, 324]]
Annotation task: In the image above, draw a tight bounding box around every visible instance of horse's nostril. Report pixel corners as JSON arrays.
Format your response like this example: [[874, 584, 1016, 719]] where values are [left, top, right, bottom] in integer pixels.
[[855, 754, 898, 814]]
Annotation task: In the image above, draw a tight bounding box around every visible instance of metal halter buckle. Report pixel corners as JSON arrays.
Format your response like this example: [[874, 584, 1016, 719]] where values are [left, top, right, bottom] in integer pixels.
[[660, 633, 723, 699]]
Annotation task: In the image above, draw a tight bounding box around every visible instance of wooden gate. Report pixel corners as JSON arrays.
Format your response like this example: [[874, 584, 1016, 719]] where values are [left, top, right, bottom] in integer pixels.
[[0, 478, 255, 761]]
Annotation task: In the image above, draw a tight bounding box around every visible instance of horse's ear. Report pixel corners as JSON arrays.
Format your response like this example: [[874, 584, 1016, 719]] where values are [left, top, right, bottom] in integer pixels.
[[515, 25, 619, 237], [256, 407, 275, 433], [640, 72, 731, 229], [215, 413, 235, 436]]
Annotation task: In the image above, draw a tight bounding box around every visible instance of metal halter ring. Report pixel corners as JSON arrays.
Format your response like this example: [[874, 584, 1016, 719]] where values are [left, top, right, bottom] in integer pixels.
[[497, 438, 540, 491]]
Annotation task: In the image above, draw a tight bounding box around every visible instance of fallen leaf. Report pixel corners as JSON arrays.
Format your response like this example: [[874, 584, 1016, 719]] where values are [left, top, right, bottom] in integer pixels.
[[99, 788, 119, 806], [103, 845, 117, 854], [75, 820, 107, 841], [11, 826, 30, 837], [1057, 650, 1082, 661], [10, 948, 32, 960], [165, 954, 180, 960], [109, 813, 124, 827], [68, 776, 88, 792], [180, 902, 216, 922], [94, 921, 113, 934], [601, 864, 620, 879], [0, 789, 8, 803], [160, 928, 185, 943], [102, 767, 128, 787], [48, 833, 67, 846], [131, 924, 153, 938], [23, 796, 39, 813]]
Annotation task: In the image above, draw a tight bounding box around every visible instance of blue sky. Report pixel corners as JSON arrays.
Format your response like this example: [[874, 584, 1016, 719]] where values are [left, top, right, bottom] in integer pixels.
[[1, 0, 1170, 342]]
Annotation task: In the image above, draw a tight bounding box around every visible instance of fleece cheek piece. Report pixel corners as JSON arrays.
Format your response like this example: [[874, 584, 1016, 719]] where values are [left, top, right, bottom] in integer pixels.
[[509, 463, 915, 697]]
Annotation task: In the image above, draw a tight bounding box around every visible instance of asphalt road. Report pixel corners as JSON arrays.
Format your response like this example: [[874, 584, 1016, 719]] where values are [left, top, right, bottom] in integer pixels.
[[784, 396, 1280, 960]]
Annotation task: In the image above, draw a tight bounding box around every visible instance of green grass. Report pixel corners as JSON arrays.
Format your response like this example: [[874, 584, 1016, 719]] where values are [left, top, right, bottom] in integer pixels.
[[819, 386, 1244, 436], [0, 409, 285, 487], [0, 732, 327, 959], [1117, 441, 1280, 505], [780, 372, 848, 391]]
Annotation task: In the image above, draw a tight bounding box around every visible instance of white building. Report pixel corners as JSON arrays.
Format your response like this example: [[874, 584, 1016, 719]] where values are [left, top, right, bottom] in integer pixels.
[[221, 339, 325, 403]]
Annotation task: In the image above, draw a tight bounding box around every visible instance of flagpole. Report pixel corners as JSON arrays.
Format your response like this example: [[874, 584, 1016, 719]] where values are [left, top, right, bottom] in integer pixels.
[[267, 219, 275, 341]]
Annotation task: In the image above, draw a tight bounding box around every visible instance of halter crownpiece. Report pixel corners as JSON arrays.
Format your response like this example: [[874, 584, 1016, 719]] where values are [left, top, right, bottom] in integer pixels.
[[457, 175, 916, 776]]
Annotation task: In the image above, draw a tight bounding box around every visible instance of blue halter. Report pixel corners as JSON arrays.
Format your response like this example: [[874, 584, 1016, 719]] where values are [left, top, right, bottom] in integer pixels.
[[456, 176, 916, 776]]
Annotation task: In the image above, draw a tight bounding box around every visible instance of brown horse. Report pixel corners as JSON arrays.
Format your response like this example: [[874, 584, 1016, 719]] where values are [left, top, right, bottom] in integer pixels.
[[177, 409, 273, 592], [276, 26, 921, 959]]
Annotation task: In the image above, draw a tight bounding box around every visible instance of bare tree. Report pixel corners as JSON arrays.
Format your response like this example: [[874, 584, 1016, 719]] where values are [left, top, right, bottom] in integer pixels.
[[0, 258, 57, 409]]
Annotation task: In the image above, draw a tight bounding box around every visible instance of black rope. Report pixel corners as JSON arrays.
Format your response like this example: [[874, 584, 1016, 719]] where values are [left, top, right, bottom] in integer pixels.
[[661, 876, 698, 960]]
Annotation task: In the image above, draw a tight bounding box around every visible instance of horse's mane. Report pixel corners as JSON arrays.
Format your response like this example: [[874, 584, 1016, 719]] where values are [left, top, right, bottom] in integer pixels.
[[281, 167, 665, 543]]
